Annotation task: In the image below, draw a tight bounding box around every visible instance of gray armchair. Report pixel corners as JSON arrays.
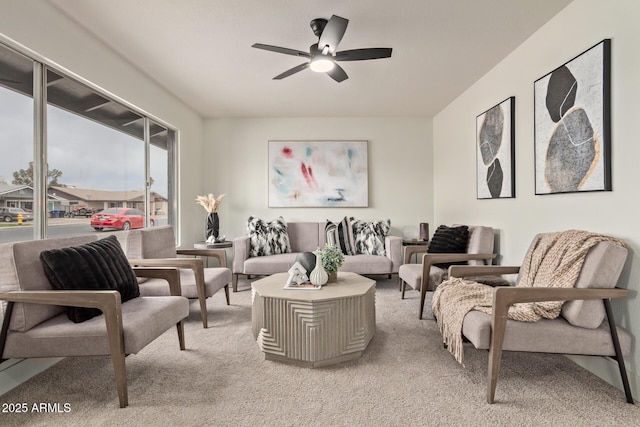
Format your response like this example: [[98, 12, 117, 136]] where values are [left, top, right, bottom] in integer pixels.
[[125, 226, 232, 328], [0, 235, 188, 408], [398, 225, 497, 319], [447, 234, 633, 404]]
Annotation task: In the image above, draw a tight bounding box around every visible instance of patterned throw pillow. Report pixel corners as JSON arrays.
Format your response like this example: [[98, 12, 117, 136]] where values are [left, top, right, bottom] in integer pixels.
[[351, 218, 391, 256], [427, 225, 469, 268], [248, 216, 292, 257], [39, 235, 140, 323], [325, 216, 356, 255]]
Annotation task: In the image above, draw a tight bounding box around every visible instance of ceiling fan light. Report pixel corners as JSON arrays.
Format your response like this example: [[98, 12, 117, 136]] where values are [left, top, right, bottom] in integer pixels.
[[310, 57, 335, 73]]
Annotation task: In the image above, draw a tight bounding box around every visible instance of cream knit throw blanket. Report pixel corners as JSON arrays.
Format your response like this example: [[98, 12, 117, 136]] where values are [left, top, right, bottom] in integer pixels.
[[431, 230, 625, 365]]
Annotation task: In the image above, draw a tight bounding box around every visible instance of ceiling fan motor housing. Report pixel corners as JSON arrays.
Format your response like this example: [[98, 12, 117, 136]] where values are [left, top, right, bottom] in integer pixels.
[[310, 18, 328, 37]]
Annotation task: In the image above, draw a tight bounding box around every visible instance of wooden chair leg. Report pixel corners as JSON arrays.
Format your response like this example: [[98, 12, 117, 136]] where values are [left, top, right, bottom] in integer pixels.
[[487, 297, 509, 404], [604, 299, 634, 404], [232, 274, 238, 292], [224, 284, 230, 305], [176, 320, 185, 350], [103, 298, 128, 408], [401, 280, 406, 299], [0, 301, 14, 362], [198, 295, 208, 329], [194, 268, 209, 328], [419, 282, 427, 319]]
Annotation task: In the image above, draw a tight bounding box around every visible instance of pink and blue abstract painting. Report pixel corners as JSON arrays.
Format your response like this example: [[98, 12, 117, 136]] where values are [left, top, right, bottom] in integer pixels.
[[268, 140, 368, 207]]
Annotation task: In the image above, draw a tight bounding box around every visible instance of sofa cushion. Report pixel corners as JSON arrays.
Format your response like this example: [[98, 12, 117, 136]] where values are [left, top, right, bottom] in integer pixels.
[[287, 222, 322, 252], [248, 216, 291, 257], [428, 225, 469, 268], [244, 253, 298, 275], [341, 254, 392, 275], [352, 218, 390, 256], [325, 216, 356, 255], [39, 235, 140, 323]]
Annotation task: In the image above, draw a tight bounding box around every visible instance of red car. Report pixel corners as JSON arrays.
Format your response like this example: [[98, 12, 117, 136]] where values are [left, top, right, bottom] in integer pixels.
[[90, 208, 155, 231]]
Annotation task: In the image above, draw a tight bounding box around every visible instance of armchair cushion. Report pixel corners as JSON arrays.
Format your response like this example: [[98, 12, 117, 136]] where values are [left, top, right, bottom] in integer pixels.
[[39, 235, 139, 323], [1, 235, 97, 332], [462, 310, 632, 356], [125, 226, 177, 259], [3, 295, 188, 358], [560, 241, 628, 328], [248, 216, 291, 257]]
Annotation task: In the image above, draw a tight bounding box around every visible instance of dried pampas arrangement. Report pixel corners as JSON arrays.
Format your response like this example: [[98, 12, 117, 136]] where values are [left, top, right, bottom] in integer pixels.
[[196, 193, 225, 213]]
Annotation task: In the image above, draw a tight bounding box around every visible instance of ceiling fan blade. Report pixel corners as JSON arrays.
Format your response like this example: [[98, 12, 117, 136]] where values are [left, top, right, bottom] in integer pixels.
[[273, 62, 310, 80], [318, 15, 348, 54], [327, 64, 348, 83], [335, 48, 393, 61], [252, 43, 311, 58]]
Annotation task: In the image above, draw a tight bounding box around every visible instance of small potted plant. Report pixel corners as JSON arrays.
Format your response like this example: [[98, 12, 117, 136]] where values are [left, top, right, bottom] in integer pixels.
[[319, 244, 344, 283]]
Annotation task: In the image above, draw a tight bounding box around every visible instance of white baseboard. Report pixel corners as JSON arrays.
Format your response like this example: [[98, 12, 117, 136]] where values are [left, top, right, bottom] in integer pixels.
[[567, 355, 638, 403], [0, 358, 63, 396]]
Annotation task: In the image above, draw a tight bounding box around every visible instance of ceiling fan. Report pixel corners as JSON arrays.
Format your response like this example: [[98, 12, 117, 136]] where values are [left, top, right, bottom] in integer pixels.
[[252, 14, 392, 82]]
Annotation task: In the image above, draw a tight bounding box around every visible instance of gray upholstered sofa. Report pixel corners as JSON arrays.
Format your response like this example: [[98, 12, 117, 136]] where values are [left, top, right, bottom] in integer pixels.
[[232, 221, 402, 291]]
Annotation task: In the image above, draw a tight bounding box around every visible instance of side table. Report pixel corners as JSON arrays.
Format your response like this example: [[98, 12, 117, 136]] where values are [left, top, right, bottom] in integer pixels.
[[402, 239, 429, 263], [191, 241, 233, 268]]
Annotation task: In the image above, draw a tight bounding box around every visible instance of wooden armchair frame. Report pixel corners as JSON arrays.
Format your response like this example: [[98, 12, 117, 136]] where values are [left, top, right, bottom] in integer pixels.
[[449, 265, 633, 404], [0, 267, 184, 408], [129, 252, 230, 329], [400, 245, 496, 319]]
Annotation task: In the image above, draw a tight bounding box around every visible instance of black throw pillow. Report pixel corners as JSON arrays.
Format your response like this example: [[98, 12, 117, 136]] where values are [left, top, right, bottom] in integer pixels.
[[427, 225, 470, 269], [40, 235, 140, 323]]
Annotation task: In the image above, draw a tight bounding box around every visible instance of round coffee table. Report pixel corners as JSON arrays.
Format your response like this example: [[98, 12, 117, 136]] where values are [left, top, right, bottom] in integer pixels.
[[251, 272, 376, 368]]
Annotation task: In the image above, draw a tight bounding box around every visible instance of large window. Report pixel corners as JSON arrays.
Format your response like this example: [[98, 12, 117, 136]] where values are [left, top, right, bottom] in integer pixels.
[[0, 41, 177, 244]]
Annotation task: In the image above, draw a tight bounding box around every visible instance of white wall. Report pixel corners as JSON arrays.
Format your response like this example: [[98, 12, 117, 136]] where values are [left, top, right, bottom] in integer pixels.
[[204, 117, 433, 240], [433, 0, 640, 396], [0, 0, 205, 245]]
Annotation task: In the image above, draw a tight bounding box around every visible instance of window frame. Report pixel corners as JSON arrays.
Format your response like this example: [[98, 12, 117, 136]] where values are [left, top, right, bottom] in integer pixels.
[[0, 35, 179, 242]]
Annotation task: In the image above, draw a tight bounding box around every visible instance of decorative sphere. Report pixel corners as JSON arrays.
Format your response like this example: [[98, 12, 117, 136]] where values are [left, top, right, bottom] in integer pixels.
[[295, 251, 316, 275]]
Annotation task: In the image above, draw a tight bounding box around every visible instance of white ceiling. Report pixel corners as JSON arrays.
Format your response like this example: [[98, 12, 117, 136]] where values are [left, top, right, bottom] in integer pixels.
[[49, 0, 573, 118]]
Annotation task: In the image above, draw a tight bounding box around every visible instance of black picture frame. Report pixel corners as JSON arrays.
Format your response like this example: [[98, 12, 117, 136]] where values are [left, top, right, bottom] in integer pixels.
[[534, 39, 611, 195], [476, 96, 516, 199]]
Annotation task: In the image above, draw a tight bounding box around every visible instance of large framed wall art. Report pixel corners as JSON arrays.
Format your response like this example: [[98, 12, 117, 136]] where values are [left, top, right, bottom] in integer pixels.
[[476, 96, 515, 199], [534, 39, 611, 195], [268, 140, 368, 207]]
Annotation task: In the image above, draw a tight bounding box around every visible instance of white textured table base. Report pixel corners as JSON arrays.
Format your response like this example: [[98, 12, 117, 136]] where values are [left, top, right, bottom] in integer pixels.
[[252, 272, 376, 368]]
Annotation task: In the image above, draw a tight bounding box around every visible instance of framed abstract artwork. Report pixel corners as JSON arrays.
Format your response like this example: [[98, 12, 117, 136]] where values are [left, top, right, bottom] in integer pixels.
[[268, 140, 368, 207], [534, 39, 611, 195], [476, 96, 515, 199]]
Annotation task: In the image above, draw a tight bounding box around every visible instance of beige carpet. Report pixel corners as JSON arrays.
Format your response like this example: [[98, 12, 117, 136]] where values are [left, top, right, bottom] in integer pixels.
[[1, 277, 638, 426]]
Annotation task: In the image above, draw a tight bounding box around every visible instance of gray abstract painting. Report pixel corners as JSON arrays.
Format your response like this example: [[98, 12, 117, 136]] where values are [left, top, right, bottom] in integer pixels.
[[476, 97, 515, 199], [534, 39, 611, 194]]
